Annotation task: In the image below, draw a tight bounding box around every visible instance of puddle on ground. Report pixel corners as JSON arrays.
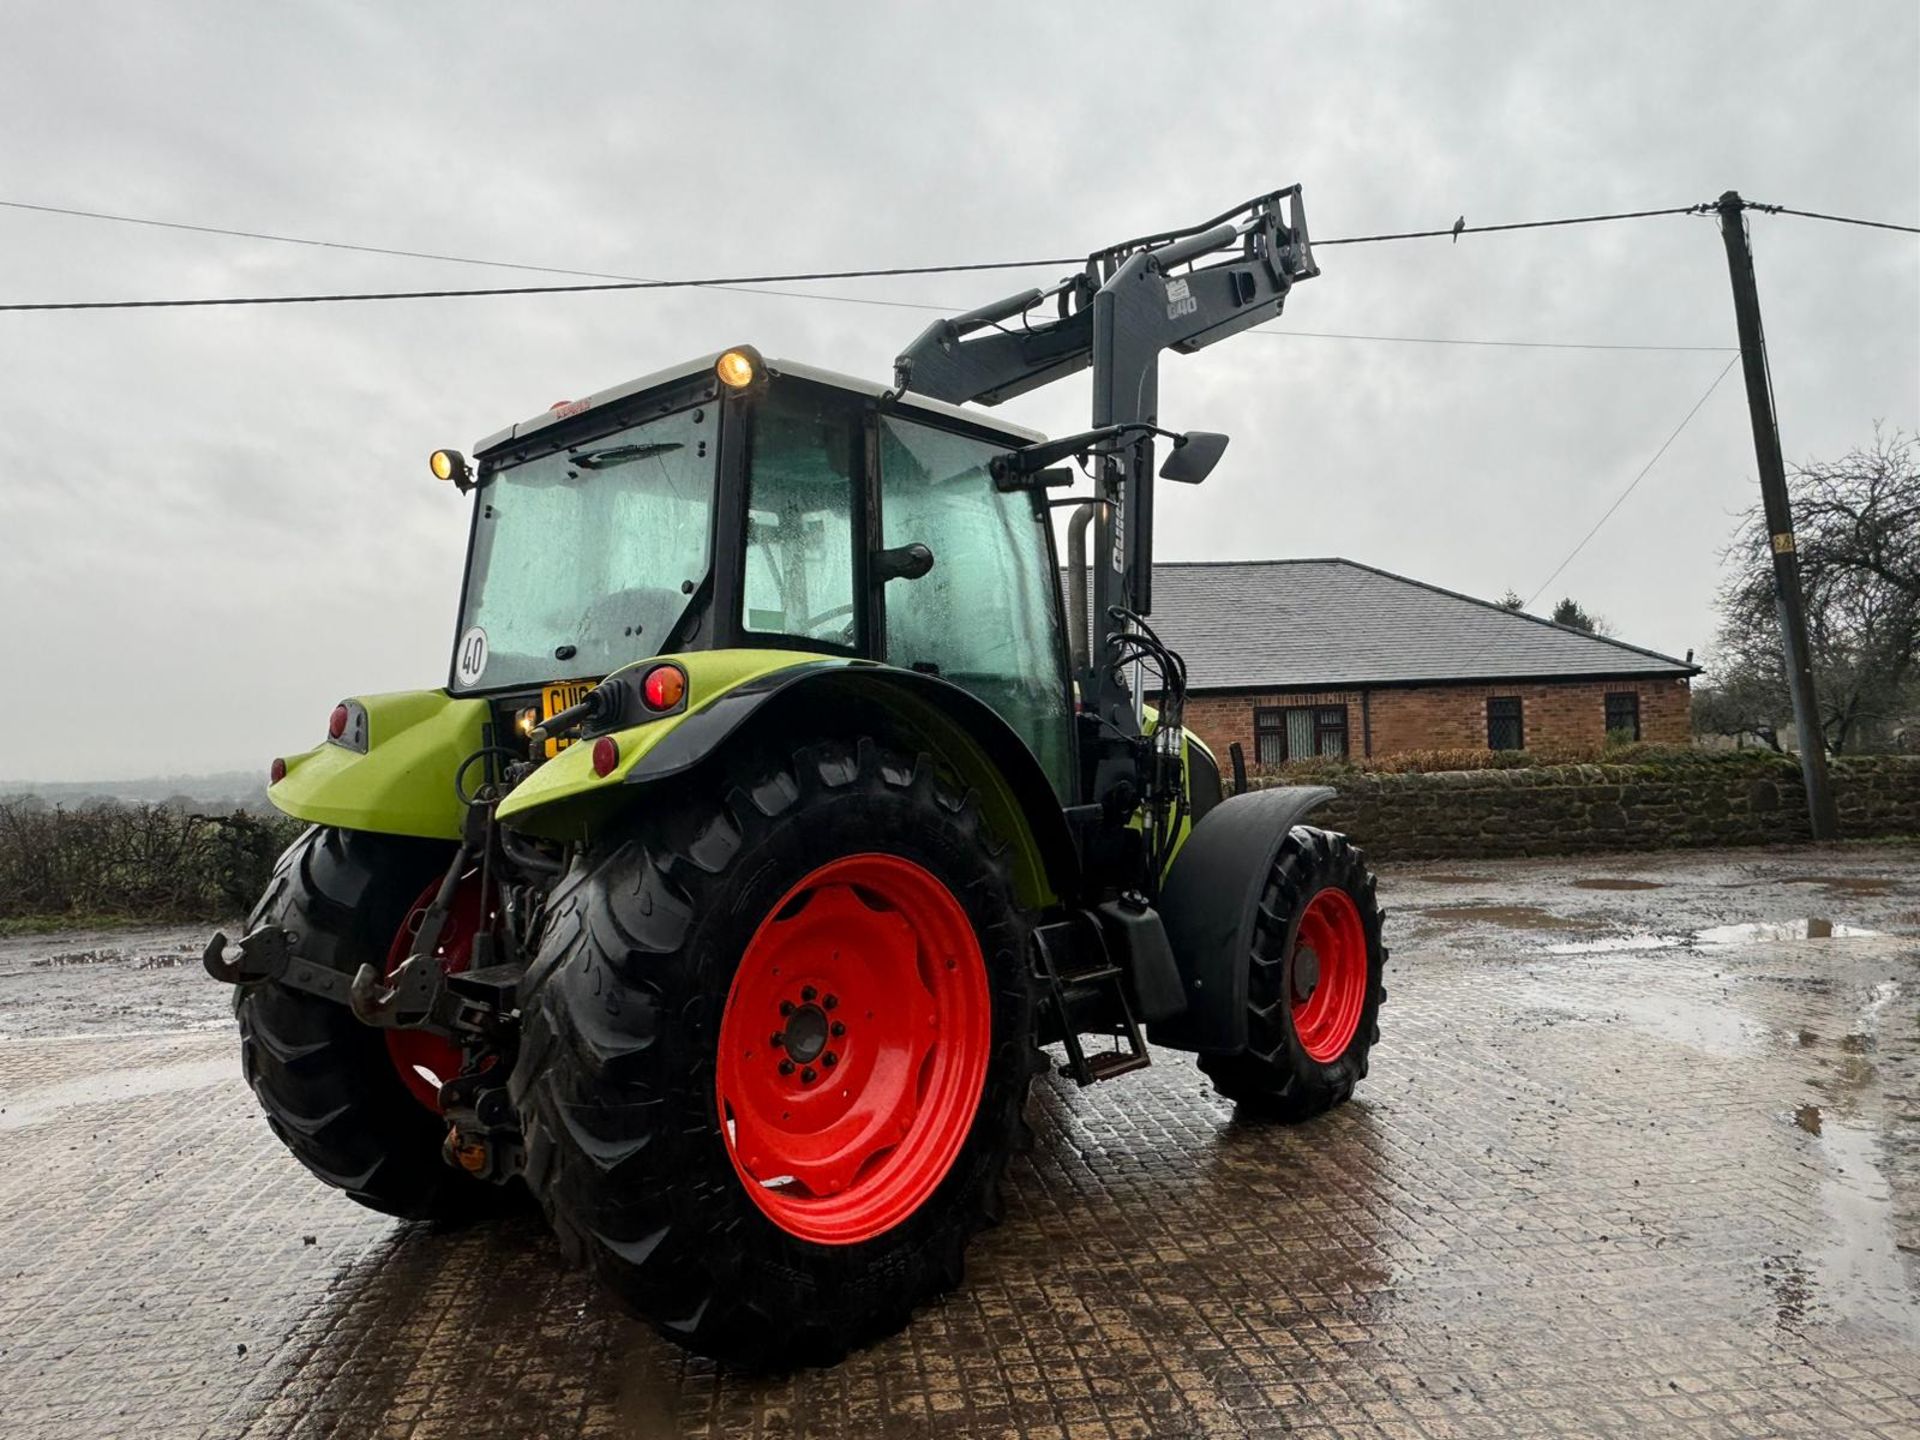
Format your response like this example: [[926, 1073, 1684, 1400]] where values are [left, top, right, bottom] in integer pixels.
[[1416, 904, 1588, 930], [28, 945, 198, 972], [1569, 877, 1666, 891], [1543, 936, 1681, 960], [1805, 1106, 1920, 1342], [1692, 919, 1879, 944], [1611, 992, 1773, 1057], [1790, 875, 1897, 896], [1546, 919, 1881, 956], [134, 952, 196, 970], [1546, 933, 1681, 955], [33, 950, 121, 969], [1788, 979, 1918, 1342], [1528, 972, 1773, 1056], [0, 1056, 235, 1131], [1412, 873, 1497, 886]]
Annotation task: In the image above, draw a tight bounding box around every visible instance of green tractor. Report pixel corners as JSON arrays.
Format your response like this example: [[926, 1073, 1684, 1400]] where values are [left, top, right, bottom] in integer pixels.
[[207, 187, 1386, 1367]]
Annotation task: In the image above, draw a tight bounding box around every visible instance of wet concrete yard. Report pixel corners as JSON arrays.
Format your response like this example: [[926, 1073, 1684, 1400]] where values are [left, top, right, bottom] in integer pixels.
[[2, 844, 1918, 1438]]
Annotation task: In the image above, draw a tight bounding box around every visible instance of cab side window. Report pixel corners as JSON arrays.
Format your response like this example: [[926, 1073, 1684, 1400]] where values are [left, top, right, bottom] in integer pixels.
[[742, 389, 859, 650], [877, 416, 1072, 798]]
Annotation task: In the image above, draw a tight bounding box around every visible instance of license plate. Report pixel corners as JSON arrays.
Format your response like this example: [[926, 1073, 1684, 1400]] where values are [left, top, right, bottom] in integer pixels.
[[541, 680, 597, 759]]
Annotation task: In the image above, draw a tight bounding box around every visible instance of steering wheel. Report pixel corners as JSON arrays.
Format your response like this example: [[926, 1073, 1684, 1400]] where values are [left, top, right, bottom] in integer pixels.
[[796, 602, 856, 640]]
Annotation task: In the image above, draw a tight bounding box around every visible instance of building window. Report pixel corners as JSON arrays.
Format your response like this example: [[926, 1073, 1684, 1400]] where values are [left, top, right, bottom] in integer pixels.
[[1253, 705, 1349, 764], [1605, 691, 1641, 741], [1487, 696, 1525, 750]]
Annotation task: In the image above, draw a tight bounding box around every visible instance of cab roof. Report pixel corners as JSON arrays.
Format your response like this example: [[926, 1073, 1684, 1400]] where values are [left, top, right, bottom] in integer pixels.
[[472, 351, 1047, 457]]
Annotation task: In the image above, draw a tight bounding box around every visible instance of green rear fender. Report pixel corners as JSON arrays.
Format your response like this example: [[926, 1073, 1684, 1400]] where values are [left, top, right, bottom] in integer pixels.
[[495, 650, 1077, 909], [492, 649, 824, 835], [268, 689, 489, 841]]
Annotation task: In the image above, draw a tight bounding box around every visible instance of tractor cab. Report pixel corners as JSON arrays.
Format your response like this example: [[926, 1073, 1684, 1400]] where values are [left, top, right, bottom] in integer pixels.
[[447, 348, 1074, 796]]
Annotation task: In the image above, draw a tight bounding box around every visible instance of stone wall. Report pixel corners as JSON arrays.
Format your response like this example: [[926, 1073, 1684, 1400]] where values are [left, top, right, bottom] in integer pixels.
[[1184, 675, 1692, 765], [1269, 753, 1920, 860]]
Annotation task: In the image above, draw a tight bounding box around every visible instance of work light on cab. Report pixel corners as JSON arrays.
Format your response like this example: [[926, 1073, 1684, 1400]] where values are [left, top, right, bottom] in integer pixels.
[[429, 449, 471, 486], [641, 663, 687, 712], [714, 349, 758, 389]]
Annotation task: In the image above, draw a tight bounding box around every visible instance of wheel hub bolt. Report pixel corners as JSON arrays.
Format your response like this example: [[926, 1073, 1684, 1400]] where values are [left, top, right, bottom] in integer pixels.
[[770, 1033, 785, 1048], [801, 1066, 818, 1084], [779, 1000, 795, 1016], [801, 985, 817, 1003], [778, 1059, 795, 1076], [822, 1051, 838, 1068], [823, 994, 838, 1010], [830, 1020, 845, 1037]]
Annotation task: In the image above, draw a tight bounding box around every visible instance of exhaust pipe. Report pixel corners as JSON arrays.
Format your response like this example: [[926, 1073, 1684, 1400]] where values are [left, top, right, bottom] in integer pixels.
[[1066, 501, 1098, 674]]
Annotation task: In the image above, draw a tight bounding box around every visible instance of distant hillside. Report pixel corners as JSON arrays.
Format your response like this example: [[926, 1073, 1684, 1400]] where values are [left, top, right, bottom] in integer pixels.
[[0, 770, 270, 812]]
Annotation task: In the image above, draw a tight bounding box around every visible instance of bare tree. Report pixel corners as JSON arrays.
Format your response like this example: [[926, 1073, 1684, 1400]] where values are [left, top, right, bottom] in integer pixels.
[[1699, 427, 1920, 754]]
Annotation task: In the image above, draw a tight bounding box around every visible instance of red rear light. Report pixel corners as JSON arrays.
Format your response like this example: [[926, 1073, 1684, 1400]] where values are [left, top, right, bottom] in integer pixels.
[[641, 665, 687, 711], [269, 757, 287, 785], [328, 703, 349, 739], [591, 736, 620, 777]]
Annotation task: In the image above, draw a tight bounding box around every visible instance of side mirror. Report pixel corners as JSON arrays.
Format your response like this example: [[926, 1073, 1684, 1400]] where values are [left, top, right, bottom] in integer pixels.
[[1160, 431, 1229, 485], [874, 543, 935, 583]]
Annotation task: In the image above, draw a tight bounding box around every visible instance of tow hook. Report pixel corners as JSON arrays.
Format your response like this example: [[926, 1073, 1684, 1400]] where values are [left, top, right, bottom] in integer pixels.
[[203, 925, 294, 985], [440, 1070, 524, 1183], [348, 954, 435, 1028], [445, 1126, 490, 1175]]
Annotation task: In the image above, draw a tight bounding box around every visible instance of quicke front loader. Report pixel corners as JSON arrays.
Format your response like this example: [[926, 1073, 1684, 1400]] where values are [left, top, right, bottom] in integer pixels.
[[207, 187, 1388, 1368]]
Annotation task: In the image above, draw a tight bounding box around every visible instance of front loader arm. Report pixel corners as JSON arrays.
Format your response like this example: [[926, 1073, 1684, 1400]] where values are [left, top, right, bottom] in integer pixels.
[[896, 186, 1317, 729], [893, 188, 1316, 411]]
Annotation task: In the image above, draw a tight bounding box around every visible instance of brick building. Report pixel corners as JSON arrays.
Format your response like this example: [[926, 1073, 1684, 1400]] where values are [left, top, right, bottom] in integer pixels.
[[1141, 559, 1697, 765]]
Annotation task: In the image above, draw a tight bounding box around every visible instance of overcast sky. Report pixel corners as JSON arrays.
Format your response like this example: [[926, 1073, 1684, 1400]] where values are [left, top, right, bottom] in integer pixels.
[[2, 0, 1915, 783]]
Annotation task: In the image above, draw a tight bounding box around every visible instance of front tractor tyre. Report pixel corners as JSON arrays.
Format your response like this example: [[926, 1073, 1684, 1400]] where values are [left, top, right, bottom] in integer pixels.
[[510, 737, 1038, 1369], [1198, 826, 1387, 1121], [234, 826, 505, 1220]]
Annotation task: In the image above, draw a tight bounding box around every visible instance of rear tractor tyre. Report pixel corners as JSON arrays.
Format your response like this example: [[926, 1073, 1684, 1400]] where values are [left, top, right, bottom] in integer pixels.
[[510, 736, 1039, 1369], [1198, 826, 1387, 1122], [234, 825, 507, 1221]]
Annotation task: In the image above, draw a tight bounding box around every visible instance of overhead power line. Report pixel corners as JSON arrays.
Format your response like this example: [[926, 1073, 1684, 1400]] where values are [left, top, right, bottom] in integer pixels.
[[1316, 205, 1707, 247], [1253, 328, 1733, 354], [0, 266, 1077, 314], [1519, 353, 1742, 610], [0, 199, 717, 280], [0, 198, 1716, 314], [1745, 203, 1920, 236], [1439, 351, 1741, 682], [0, 195, 1902, 314]]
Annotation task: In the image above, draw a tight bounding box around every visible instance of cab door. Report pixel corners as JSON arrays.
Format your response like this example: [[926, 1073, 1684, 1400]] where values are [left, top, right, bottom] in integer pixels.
[[874, 414, 1074, 800]]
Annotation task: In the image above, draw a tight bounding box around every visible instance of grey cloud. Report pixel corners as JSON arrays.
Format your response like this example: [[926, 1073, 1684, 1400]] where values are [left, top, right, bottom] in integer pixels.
[[0, 0, 1913, 780]]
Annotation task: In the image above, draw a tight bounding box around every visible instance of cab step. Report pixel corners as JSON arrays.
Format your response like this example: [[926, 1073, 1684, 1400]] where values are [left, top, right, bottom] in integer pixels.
[[1031, 917, 1149, 1087]]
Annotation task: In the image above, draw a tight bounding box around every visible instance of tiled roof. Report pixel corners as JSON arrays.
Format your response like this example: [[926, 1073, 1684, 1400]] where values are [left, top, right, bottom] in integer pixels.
[[1114, 559, 1696, 691]]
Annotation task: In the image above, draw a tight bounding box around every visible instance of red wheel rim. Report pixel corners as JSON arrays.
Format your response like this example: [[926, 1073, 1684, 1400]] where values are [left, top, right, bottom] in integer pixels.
[[1291, 886, 1368, 1064], [383, 874, 482, 1113], [714, 853, 991, 1246]]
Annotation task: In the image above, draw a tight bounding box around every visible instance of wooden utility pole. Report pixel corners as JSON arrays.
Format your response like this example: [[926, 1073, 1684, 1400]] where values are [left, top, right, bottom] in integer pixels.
[[1714, 190, 1839, 840]]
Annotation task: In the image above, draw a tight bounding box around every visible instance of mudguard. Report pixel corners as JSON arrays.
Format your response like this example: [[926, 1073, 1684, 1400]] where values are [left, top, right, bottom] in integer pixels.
[[495, 653, 1079, 909], [267, 690, 488, 841], [1147, 784, 1336, 1054]]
